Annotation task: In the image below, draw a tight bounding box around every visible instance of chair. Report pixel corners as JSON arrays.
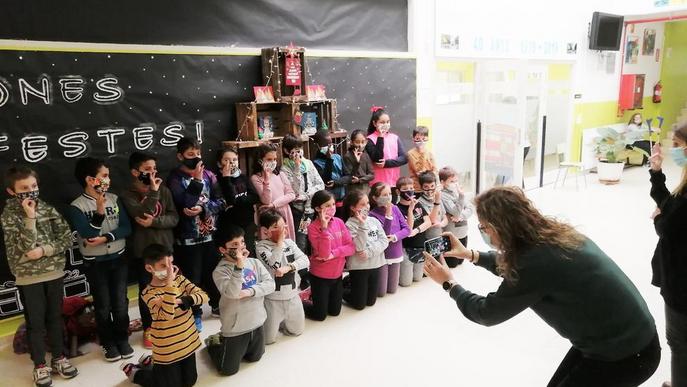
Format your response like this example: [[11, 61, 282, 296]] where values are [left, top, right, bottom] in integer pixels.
[[554, 143, 587, 189]]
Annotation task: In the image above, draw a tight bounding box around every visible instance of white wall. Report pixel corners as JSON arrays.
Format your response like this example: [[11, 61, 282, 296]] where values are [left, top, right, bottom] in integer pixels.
[[409, 0, 678, 181]]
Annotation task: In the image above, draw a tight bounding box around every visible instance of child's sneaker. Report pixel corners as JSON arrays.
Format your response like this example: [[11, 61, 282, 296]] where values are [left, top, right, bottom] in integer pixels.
[[204, 333, 221, 347], [33, 364, 52, 387], [50, 355, 78, 379], [194, 316, 203, 332], [142, 328, 153, 349], [119, 362, 139, 382], [118, 341, 135, 359], [137, 354, 153, 369], [102, 345, 121, 362], [211, 307, 220, 318]]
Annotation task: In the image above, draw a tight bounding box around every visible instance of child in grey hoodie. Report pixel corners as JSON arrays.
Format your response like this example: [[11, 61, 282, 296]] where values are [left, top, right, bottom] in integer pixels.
[[208, 225, 275, 376], [256, 210, 310, 344], [439, 167, 473, 267], [342, 191, 389, 310]]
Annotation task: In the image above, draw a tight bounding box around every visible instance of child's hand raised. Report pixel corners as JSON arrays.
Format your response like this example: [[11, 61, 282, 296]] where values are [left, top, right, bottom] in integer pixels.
[[21, 198, 37, 219], [150, 171, 163, 191], [165, 257, 178, 285], [95, 192, 107, 215], [192, 161, 205, 180]]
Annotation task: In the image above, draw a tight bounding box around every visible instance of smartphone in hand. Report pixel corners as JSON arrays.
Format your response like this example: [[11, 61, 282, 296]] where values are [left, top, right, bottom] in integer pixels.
[[424, 235, 452, 259]]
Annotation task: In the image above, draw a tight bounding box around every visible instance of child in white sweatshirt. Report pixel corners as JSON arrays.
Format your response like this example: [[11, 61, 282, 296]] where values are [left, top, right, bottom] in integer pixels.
[[342, 190, 389, 310], [256, 210, 310, 344]]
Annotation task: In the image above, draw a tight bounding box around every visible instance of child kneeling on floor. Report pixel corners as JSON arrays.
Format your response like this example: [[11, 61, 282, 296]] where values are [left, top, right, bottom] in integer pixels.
[[122, 244, 208, 387], [342, 190, 389, 310], [256, 210, 310, 344], [208, 226, 275, 376]]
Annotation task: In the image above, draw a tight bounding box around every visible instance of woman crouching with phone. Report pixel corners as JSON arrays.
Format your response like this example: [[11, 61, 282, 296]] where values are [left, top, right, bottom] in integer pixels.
[[423, 186, 659, 387]]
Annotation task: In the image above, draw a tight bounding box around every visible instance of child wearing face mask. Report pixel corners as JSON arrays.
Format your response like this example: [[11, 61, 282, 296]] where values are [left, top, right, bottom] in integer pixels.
[[343, 129, 375, 195], [2, 166, 78, 387], [395, 177, 431, 286], [313, 130, 350, 216], [439, 166, 472, 268], [365, 106, 408, 186], [342, 190, 389, 310], [417, 171, 448, 240], [407, 126, 437, 191], [121, 244, 207, 387], [280, 134, 325, 254], [306, 190, 355, 321], [67, 157, 133, 362], [250, 143, 296, 241], [167, 137, 225, 330], [209, 226, 275, 376], [120, 152, 179, 349], [368, 182, 411, 297], [216, 147, 260, 257], [255, 210, 309, 344]]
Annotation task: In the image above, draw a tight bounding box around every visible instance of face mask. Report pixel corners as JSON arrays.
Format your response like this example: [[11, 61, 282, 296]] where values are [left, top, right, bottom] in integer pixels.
[[16, 190, 39, 201], [480, 230, 497, 250], [377, 123, 390, 133], [262, 160, 278, 172], [400, 190, 414, 201], [153, 270, 168, 280], [376, 195, 391, 206], [182, 157, 202, 170], [670, 147, 687, 167], [423, 190, 435, 199], [358, 206, 370, 218], [137, 171, 152, 185], [414, 141, 426, 149], [224, 248, 238, 260], [94, 177, 110, 193], [322, 206, 336, 219]]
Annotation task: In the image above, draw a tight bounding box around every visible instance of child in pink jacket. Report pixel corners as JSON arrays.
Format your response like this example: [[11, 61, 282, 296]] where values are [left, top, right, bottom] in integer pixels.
[[306, 190, 355, 321], [251, 143, 296, 240]]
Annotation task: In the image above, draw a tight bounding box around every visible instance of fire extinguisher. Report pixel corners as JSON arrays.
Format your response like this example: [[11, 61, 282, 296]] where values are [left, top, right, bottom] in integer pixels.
[[653, 81, 662, 103]]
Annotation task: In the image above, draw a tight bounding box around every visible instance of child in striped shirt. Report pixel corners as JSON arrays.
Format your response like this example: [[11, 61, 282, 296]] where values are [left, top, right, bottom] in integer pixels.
[[121, 244, 208, 387]]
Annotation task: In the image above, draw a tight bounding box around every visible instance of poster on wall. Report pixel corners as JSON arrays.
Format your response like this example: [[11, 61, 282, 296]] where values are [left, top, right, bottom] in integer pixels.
[[642, 29, 656, 55], [625, 35, 640, 64], [0, 50, 417, 320]]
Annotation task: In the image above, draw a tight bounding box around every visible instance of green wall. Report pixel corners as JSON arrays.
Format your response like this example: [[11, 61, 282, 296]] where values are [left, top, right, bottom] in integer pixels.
[[660, 20, 687, 132]]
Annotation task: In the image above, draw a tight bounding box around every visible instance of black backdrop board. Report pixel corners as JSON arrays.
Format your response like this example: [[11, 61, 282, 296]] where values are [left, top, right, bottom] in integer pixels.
[[0, 0, 408, 52], [0, 49, 416, 319]]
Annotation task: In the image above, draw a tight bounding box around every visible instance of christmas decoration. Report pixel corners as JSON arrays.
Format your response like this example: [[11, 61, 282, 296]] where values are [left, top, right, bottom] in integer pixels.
[[284, 42, 302, 95]]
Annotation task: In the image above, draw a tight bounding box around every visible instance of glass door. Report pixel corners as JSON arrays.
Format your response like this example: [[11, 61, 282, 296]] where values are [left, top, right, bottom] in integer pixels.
[[475, 60, 526, 193], [523, 64, 548, 190]]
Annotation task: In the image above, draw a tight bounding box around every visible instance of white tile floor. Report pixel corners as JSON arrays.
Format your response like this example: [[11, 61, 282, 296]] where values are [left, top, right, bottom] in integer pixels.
[[0, 159, 677, 386]]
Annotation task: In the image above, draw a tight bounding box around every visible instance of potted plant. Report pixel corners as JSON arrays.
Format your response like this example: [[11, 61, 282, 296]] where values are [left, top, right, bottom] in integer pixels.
[[593, 127, 649, 184]]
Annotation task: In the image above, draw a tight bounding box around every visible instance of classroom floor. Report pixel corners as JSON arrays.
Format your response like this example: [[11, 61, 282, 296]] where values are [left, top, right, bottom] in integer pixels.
[[0, 157, 676, 387]]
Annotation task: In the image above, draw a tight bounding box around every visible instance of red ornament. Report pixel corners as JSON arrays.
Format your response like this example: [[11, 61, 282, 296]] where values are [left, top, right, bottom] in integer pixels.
[[284, 42, 302, 94]]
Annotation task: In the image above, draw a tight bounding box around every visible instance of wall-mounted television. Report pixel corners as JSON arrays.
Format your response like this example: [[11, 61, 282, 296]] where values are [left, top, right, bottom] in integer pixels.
[[589, 12, 624, 51]]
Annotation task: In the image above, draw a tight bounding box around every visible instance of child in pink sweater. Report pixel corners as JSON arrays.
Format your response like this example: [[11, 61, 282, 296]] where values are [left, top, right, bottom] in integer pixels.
[[251, 143, 296, 241], [306, 190, 355, 321]]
